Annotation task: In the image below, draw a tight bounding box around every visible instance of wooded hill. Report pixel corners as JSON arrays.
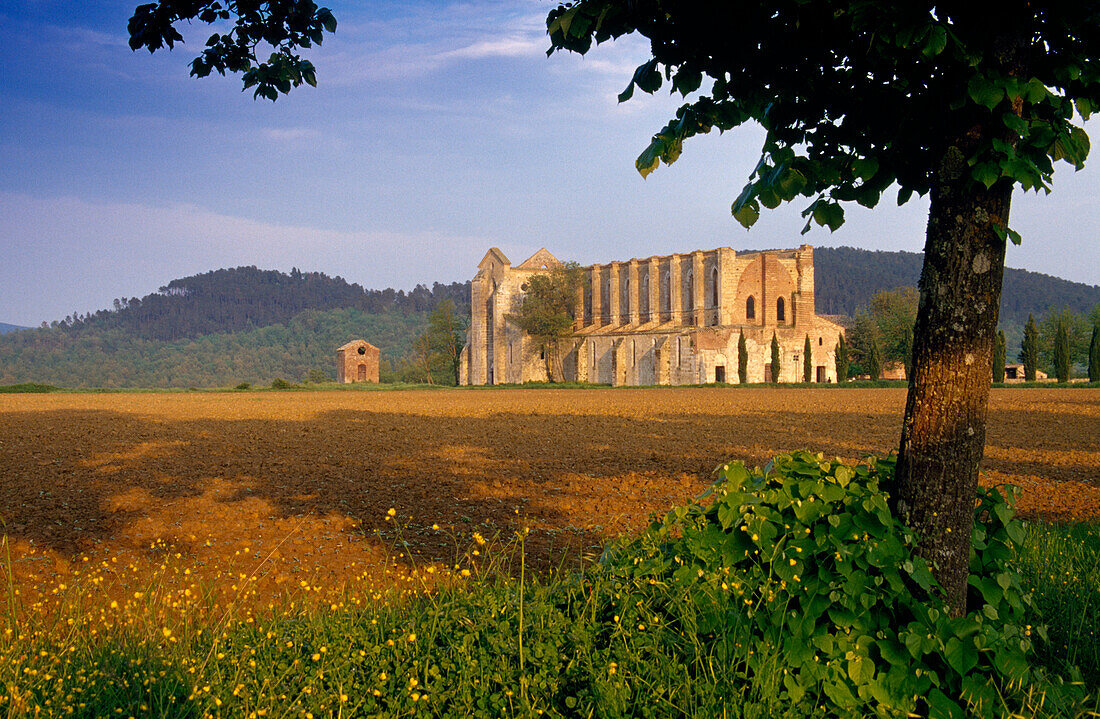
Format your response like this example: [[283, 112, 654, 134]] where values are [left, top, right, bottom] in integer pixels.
[[814, 247, 1100, 327], [0, 251, 1096, 388]]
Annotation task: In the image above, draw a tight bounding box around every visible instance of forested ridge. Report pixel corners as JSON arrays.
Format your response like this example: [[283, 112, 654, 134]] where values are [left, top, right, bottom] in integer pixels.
[[43, 266, 468, 341], [1, 253, 1096, 388], [815, 247, 1100, 325]]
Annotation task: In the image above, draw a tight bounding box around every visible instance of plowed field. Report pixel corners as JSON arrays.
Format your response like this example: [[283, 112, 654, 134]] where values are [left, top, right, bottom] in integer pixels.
[[1, 387, 1097, 608]]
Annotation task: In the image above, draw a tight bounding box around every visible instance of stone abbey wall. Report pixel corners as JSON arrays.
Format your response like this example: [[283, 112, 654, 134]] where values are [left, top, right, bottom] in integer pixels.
[[460, 245, 844, 386]]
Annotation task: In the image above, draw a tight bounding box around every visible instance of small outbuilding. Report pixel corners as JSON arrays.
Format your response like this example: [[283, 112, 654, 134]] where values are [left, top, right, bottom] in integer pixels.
[[336, 340, 380, 383], [1003, 364, 1048, 382]]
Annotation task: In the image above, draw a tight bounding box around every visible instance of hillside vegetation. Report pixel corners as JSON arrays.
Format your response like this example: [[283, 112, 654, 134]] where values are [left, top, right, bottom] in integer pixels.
[[814, 247, 1100, 326], [0, 251, 1096, 388]]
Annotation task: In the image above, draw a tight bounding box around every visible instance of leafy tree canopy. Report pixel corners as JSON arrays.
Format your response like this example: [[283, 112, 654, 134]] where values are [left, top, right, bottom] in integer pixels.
[[1038, 306, 1093, 371], [128, 0, 336, 100], [847, 287, 919, 371], [548, 0, 1094, 235], [506, 262, 584, 382]]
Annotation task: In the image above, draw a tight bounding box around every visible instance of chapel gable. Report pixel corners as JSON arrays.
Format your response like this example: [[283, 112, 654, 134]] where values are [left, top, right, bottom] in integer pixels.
[[515, 248, 562, 270]]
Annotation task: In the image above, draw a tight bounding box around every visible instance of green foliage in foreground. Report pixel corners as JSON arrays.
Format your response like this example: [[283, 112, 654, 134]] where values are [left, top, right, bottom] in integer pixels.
[[2, 454, 1098, 718], [1016, 522, 1100, 689]]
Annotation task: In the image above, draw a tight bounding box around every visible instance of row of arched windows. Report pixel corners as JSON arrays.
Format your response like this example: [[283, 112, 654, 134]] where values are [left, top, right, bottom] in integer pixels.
[[584, 265, 722, 323], [745, 295, 787, 323], [577, 268, 793, 326]]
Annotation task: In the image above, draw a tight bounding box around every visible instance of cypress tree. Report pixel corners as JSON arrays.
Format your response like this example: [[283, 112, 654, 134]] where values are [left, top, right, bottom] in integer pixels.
[[836, 333, 849, 382], [867, 336, 883, 380], [770, 332, 780, 384], [992, 330, 1006, 383], [1054, 316, 1071, 382], [1022, 314, 1039, 382], [1090, 324, 1100, 383], [737, 330, 748, 384], [803, 334, 813, 382]]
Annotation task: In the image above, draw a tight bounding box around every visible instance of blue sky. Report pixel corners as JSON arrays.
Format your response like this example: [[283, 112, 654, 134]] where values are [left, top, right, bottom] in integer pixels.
[[2, 1, 1099, 327]]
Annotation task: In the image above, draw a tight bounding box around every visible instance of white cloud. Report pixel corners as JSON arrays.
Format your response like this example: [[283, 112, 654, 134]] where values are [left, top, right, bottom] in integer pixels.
[[262, 127, 322, 142], [439, 36, 541, 60], [318, 1, 547, 85]]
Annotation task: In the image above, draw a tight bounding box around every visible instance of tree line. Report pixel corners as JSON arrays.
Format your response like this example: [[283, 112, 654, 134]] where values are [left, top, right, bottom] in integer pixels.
[[41, 266, 469, 342], [0, 308, 433, 388], [814, 247, 1100, 329], [840, 288, 1100, 383]]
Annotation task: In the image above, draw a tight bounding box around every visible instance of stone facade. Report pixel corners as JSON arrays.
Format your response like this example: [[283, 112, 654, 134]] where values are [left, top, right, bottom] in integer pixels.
[[336, 340, 380, 383], [460, 245, 845, 386]]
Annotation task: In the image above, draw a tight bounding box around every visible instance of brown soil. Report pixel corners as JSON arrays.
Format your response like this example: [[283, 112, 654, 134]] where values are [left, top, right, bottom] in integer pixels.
[[1, 387, 1097, 608]]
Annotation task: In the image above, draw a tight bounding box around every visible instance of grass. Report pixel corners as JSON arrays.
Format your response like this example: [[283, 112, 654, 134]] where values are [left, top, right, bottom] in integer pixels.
[[2, 513, 1099, 718], [1018, 522, 1100, 689]]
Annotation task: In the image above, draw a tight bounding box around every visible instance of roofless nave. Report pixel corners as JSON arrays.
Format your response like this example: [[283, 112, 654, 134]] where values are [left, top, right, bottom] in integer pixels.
[[460, 244, 845, 387]]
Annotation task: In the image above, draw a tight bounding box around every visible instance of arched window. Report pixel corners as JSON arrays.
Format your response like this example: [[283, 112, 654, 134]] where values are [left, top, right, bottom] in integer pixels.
[[685, 270, 694, 311], [777, 296, 786, 322], [640, 272, 650, 320], [623, 275, 630, 321], [662, 271, 671, 315], [710, 267, 719, 307], [746, 296, 755, 320]]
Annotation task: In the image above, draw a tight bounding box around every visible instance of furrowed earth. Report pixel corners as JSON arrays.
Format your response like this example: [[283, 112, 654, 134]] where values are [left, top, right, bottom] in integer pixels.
[[1, 387, 1097, 612]]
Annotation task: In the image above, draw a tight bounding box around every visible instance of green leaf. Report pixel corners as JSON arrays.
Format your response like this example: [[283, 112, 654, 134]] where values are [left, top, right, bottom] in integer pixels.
[[812, 202, 845, 232], [944, 636, 979, 675], [972, 163, 1001, 189], [634, 59, 661, 94], [923, 25, 947, 57], [822, 678, 858, 708], [783, 673, 806, 702], [968, 76, 1004, 110], [847, 656, 874, 684], [928, 687, 966, 719], [851, 157, 879, 182], [1076, 97, 1093, 120], [878, 639, 908, 666], [812, 634, 835, 654], [723, 463, 753, 488], [733, 200, 760, 229], [636, 138, 663, 178], [1025, 78, 1048, 103], [1002, 113, 1029, 136], [778, 167, 808, 197]]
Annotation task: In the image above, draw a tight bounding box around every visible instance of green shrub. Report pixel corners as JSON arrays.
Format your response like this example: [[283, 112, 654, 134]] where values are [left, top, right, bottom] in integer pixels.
[[599, 451, 1074, 716], [234, 381, 251, 390], [270, 377, 294, 390], [0, 383, 60, 393], [306, 368, 331, 384]]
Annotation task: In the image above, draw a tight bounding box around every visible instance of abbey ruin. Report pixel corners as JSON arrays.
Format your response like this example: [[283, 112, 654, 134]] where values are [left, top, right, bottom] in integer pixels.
[[459, 245, 845, 386]]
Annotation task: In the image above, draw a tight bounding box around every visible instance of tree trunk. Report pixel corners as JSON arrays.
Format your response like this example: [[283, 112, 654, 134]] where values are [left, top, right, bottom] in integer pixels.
[[544, 342, 555, 383], [893, 145, 1011, 617]]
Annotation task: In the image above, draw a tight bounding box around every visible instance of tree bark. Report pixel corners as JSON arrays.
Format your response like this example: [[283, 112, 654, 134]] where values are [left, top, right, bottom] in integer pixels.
[[893, 142, 1011, 617]]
